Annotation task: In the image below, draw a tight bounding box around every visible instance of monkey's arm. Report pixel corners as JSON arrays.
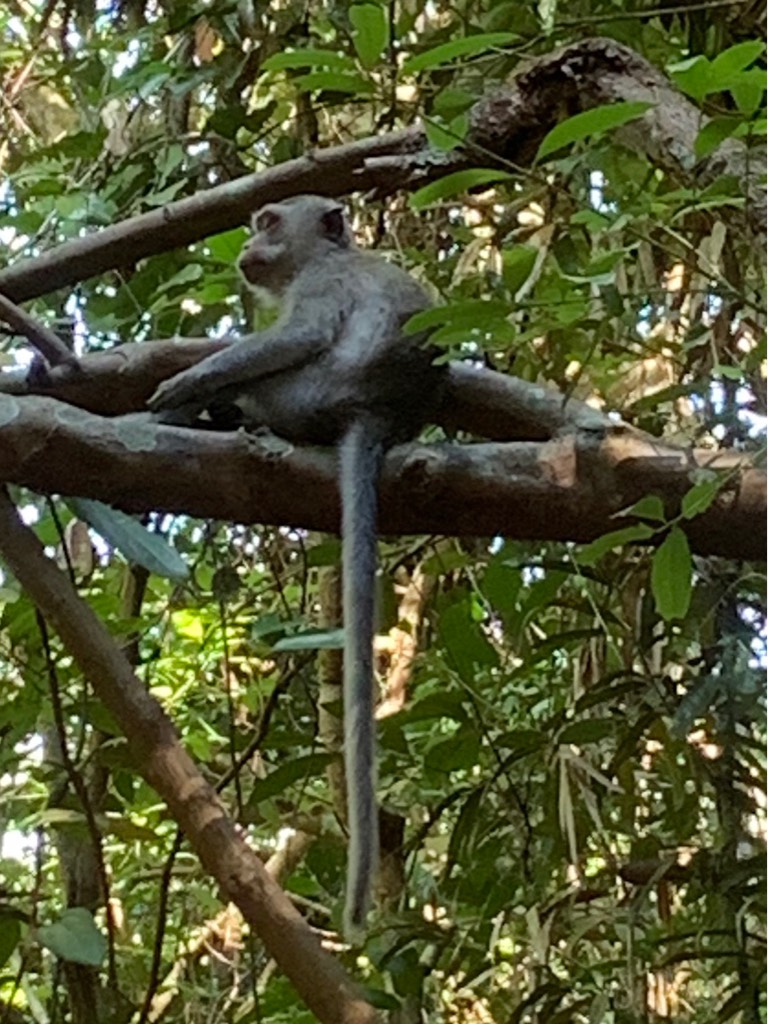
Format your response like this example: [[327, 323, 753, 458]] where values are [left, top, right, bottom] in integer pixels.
[[147, 321, 331, 412]]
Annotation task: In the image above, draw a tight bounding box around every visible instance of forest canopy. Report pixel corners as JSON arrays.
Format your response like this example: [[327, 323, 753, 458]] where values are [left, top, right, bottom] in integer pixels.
[[0, 2, 764, 1023]]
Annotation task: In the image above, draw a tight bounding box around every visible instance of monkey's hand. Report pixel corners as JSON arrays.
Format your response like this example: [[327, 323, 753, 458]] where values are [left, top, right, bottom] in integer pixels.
[[148, 360, 225, 412], [147, 326, 330, 412]]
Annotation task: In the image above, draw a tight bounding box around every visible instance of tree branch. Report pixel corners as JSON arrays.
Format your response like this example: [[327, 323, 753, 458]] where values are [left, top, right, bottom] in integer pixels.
[[0, 290, 79, 367], [0, 488, 376, 1024], [1, 340, 610, 440], [0, 38, 760, 303], [0, 394, 762, 560]]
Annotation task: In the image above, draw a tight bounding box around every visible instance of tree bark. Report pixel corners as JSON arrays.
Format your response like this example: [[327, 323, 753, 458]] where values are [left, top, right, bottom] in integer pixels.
[[0, 393, 762, 560]]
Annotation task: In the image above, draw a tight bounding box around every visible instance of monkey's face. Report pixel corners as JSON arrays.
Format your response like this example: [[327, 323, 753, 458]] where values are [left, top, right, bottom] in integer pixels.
[[238, 195, 353, 295]]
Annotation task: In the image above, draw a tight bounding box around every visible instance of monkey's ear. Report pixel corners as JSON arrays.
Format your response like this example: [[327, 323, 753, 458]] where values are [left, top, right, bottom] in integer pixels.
[[254, 208, 282, 233], [321, 207, 347, 243]]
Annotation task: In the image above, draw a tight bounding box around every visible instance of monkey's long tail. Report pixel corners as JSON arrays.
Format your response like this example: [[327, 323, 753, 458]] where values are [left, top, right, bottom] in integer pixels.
[[339, 418, 385, 940]]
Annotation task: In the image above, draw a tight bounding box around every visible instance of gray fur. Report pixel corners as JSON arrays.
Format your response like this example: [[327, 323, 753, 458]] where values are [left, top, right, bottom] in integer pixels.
[[340, 420, 384, 936], [148, 195, 444, 936]]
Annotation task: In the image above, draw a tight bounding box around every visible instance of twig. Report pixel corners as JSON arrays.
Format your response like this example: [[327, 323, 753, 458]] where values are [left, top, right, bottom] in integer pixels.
[[0, 291, 79, 367]]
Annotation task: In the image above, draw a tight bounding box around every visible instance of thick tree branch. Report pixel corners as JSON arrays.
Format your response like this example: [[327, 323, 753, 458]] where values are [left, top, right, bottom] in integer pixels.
[[0, 488, 376, 1024], [0, 38, 760, 303], [0, 131, 420, 302], [0, 340, 610, 440], [441, 362, 611, 440], [0, 394, 762, 560]]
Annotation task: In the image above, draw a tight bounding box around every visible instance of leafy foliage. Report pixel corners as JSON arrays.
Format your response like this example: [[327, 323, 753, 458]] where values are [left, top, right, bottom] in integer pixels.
[[0, 1, 764, 1023]]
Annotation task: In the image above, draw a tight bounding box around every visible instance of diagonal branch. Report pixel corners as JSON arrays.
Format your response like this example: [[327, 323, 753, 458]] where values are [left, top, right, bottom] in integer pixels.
[[0, 290, 79, 367], [0, 487, 377, 1024], [0, 37, 760, 303]]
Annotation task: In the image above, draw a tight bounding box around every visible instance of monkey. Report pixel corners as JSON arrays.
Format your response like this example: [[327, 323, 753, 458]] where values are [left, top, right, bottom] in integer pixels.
[[147, 194, 445, 937]]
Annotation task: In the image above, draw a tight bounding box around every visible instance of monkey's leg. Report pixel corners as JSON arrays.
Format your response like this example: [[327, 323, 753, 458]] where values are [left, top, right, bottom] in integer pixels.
[[340, 419, 385, 940]]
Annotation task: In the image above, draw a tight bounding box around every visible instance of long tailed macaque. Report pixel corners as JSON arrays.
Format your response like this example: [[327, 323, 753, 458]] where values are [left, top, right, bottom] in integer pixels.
[[148, 194, 445, 936]]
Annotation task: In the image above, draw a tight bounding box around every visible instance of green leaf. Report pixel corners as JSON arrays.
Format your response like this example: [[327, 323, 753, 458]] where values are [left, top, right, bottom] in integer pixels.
[[250, 613, 284, 640], [681, 476, 724, 520], [438, 601, 498, 684], [450, 111, 470, 143], [559, 719, 615, 745], [577, 524, 654, 566], [206, 106, 247, 139], [433, 88, 476, 117], [0, 915, 21, 969], [206, 227, 248, 262], [429, 318, 514, 346], [668, 55, 711, 102], [726, 68, 766, 115], [410, 169, 513, 210], [424, 114, 468, 151], [651, 527, 692, 621], [116, 63, 172, 100], [446, 788, 484, 862], [570, 208, 611, 230], [350, 4, 388, 69], [248, 753, 333, 803], [714, 363, 744, 381], [482, 560, 522, 626], [502, 244, 537, 295], [709, 41, 766, 81], [536, 101, 654, 160], [695, 116, 740, 158], [423, 120, 453, 151], [534, 627, 602, 658], [37, 908, 107, 966], [404, 299, 511, 334], [261, 49, 356, 72], [621, 495, 666, 522], [402, 690, 467, 723], [425, 724, 480, 771], [672, 674, 722, 735], [295, 71, 374, 95], [212, 565, 240, 602], [107, 816, 157, 842], [150, 263, 203, 302], [143, 180, 187, 208], [273, 628, 344, 651], [171, 609, 204, 642], [66, 498, 189, 582], [361, 988, 401, 1011], [495, 729, 545, 755], [305, 539, 342, 566], [401, 32, 516, 74]]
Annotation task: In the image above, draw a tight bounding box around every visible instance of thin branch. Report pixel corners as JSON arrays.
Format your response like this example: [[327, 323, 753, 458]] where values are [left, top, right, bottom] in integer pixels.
[[0, 291, 79, 367]]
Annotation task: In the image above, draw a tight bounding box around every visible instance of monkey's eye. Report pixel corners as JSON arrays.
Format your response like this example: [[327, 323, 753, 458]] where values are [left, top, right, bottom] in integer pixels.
[[321, 208, 345, 242], [254, 209, 282, 233]]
